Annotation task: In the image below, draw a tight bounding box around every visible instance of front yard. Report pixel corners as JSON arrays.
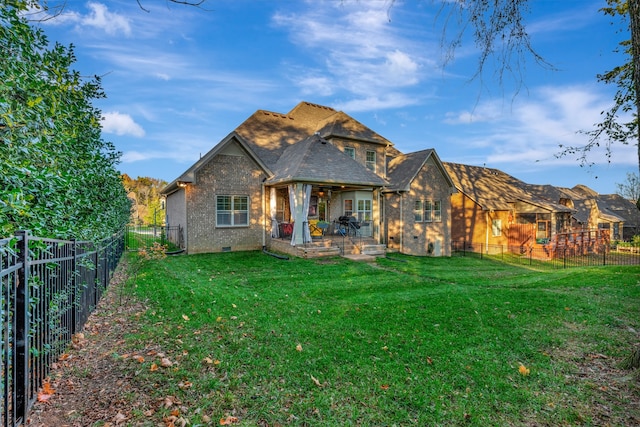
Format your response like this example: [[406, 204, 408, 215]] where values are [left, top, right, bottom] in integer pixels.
[[32, 251, 640, 426]]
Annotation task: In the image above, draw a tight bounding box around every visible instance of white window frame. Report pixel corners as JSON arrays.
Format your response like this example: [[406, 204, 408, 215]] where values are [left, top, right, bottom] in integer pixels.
[[344, 147, 355, 159], [414, 200, 423, 222], [357, 199, 372, 222], [216, 195, 249, 227], [418, 199, 441, 223], [492, 219, 502, 237], [344, 199, 353, 217], [365, 150, 376, 172], [432, 200, 442, 222]]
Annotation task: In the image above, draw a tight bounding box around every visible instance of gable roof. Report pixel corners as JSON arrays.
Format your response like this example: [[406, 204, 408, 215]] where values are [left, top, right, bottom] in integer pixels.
[[386, 149, 455, 192], [443, 162, 572, 212], [316, 111, 393, 146], [595, 194, 635, 224], [161, 132, 270, 195], [266, 134, 387, 187], [231, 101, 395, 172]]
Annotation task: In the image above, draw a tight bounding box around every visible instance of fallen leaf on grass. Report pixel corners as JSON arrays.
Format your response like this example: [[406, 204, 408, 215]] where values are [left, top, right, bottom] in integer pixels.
[[114, 412, 128, 425], [182, 314, 190, 321], [220, 415, 239, 425], [37, 380, 55, 403], [134, 355, 145, 363], [296, 343, 303, 352], [150, 363, 158, 372], [310, 374, 323, 387], [518, 364, 530, 376], [161, 357, 173, 368], [380, 384, 390, 390], [178, 380, 193, 389]]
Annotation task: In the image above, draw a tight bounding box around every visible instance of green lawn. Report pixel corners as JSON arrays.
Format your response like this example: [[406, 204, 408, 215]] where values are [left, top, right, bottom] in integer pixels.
[[119, 251, 639, 426]]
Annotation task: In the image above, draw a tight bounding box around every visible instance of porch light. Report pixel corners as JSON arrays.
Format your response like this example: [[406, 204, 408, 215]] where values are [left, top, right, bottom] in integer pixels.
[[177, 181, 189, 188], [318, 188, 325, 197]]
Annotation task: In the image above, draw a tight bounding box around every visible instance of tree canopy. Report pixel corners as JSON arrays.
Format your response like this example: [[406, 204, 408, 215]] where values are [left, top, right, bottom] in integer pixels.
[[0, 1, 131, 240]]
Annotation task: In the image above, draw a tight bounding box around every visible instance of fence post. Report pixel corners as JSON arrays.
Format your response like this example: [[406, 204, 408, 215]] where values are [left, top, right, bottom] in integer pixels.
[[14, 230, 30, 424], [71, 239, 78, 335]]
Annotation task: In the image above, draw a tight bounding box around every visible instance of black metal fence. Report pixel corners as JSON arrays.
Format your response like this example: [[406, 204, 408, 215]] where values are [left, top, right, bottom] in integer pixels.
[[124, 225, 184, 252], [452, 241, 640, 269], [0, 230, 124, 427]]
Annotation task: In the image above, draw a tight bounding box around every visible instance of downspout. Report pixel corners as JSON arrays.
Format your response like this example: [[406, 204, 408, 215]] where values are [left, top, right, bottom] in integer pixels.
[[485, 210, 489, 253], [398, 191, 404, 253], [261, 178, 266, 248]]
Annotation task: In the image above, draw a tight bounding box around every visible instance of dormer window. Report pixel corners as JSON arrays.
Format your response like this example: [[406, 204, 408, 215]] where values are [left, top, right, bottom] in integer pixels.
[[344, 147, 355, 159]]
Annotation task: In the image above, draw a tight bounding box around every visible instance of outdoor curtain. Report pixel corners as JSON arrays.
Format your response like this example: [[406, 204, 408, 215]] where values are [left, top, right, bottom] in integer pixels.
[[270, 187, 279, 238], [288, 183, 312, 245]]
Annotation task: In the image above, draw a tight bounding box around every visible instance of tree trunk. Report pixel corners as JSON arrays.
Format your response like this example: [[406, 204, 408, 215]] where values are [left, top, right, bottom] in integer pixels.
[[630, 0, 640, 178]]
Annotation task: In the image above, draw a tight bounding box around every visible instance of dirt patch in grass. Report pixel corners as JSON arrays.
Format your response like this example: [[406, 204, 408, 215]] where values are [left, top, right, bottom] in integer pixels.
[[28, 259, 159, 427]]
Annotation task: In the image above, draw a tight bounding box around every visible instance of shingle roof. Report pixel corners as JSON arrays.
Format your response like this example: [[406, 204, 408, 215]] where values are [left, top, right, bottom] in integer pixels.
[[315, 111, 392, 146], [266, 134, 387, 187], [596, 194, 636, 224], [386, 149, 454, 192], [233, 101, 394, 172], [443, 162, 571, 212]]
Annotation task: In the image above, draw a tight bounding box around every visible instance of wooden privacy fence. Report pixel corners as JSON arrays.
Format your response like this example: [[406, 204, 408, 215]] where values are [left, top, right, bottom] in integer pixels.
[[0, 230, 124, 427]]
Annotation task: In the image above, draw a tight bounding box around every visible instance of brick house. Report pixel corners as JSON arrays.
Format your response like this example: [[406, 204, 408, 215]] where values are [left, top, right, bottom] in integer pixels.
[[443, 162, 633, 254], [161, 102, 456, 257], [443, 162, 573, 252]]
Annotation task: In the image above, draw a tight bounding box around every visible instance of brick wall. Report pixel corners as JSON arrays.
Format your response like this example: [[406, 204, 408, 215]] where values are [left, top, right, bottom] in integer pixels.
[[384, 157, 452, 256], [186, 152, 267, 253]]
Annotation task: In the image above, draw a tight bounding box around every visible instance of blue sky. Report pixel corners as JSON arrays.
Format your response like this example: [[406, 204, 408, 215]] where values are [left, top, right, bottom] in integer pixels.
[[34, 0, 636, 194]]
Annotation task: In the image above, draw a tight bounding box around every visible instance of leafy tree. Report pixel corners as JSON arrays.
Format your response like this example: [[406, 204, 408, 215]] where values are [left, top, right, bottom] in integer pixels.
[[122, 174, 167, 225], [434, 0, 639, 205], [0, 1, 130, 240]]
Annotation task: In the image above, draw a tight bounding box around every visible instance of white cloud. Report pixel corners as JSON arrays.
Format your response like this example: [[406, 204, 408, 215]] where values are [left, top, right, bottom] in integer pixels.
[[272, 2, 435, 108], [82, 2, 131, 36], [102, 112, 145, 137], [443, 84, 636, 168], [36, 2, 131, 36]]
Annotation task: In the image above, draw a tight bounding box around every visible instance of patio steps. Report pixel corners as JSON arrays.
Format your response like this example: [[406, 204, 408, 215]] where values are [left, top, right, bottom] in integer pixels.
[[330, 237, 386, 257]]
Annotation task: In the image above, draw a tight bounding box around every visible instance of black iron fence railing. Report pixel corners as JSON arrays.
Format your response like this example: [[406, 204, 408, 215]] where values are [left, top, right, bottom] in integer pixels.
[[124, 225, 184, 252], [452, 241, 640, 269], [0, 230, 124, 427]]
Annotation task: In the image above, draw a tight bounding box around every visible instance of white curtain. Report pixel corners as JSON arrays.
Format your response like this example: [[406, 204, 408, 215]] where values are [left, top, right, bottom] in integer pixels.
[[302, 184, 312, 243], [270, 187, 279, 238], [288, 184, 297, 245], [288, 183, 313, 245]]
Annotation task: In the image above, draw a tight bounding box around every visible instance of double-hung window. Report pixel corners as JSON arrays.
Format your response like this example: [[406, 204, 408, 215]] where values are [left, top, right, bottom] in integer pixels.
[[216, 195, 249, 227], [492, 219, 502, 237], [365, 150, 376, 172], [414, 200, 423, 222], [416, 199, 442, 222]]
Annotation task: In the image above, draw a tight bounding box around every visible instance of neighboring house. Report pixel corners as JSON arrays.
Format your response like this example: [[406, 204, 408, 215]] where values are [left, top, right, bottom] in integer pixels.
[[528, 184, 629, 240], [443, 162, 636, 253], [590, 193, 639, 241], [443, 163, 574, 251], [161, 102, 456, 257]]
